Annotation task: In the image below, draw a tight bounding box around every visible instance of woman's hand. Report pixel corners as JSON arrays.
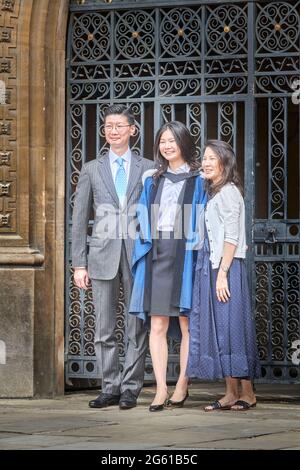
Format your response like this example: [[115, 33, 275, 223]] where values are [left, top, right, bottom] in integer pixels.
[[216, 271, 231, 302]]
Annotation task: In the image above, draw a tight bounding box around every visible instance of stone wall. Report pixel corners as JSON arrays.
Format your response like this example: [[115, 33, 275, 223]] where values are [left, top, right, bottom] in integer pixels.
[[0, 0, 68, 397]]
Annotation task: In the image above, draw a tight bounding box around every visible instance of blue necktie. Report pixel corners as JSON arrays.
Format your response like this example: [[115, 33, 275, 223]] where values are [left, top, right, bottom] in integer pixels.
[[115, 157, 127, 202]]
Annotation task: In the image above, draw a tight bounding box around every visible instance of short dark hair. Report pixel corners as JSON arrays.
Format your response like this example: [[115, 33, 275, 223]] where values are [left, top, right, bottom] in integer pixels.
[[104, 104, 135, 125]]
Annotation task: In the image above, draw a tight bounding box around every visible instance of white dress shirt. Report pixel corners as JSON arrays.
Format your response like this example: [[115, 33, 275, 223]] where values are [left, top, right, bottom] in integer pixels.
[[157, 163, 190, 231]]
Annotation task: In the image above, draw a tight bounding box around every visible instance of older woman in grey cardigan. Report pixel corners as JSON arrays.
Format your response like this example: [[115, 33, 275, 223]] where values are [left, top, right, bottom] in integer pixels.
[[188, 140, 261, 411]]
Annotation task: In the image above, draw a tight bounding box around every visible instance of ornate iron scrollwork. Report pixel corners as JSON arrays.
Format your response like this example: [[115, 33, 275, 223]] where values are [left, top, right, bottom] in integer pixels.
[[160, 8, 201, 58], [206, 4, 247, 55], [256, 2, 299, 54], [115, 10, 155, 59], [66, 1, 300, 383]]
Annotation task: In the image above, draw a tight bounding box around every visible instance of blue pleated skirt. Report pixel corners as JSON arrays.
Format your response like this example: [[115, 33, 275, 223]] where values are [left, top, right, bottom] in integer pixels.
[[187, 239, 261, 380]]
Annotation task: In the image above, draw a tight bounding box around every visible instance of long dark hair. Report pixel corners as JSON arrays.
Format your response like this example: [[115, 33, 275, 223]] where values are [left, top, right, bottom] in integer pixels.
[[203, 140, 243, 196], [153, 121, 201, 179]]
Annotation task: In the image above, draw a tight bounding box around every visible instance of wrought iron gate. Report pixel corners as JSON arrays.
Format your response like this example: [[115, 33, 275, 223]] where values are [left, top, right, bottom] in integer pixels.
[[66, 0, 300, 385]]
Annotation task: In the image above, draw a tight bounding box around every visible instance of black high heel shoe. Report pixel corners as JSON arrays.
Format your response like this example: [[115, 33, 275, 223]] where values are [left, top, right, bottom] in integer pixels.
[[166, 390, 189, 408], [149, 393, 169, 412], [149, 402, 165, 412]]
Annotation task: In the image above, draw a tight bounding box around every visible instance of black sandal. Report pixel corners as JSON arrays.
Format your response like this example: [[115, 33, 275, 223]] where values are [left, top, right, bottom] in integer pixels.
[[231, 400, 256, 411], [204, 400, 232, 412]]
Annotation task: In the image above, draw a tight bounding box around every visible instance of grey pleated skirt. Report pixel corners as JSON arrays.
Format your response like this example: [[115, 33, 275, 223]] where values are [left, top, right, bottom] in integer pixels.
[[149, 232, 180, 317]]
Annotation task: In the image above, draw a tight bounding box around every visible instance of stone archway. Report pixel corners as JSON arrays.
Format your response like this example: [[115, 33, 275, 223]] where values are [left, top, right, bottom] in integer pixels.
[[0, 0, 69, 397]]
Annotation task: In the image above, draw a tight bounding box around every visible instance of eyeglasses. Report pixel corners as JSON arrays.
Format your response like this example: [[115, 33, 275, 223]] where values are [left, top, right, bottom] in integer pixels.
[[104, 124, 131, 132]]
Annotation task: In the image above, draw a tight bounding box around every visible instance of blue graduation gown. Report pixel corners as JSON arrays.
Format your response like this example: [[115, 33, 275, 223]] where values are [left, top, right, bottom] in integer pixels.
[[129, 174, 206, 323]]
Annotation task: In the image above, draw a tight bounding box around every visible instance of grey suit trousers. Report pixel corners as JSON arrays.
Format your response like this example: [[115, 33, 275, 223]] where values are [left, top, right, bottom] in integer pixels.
[[91, 242, 148, 396]]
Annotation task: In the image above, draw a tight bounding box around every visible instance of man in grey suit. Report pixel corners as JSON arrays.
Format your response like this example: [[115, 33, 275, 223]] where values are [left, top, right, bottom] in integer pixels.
[[72, 105, 154, 409]]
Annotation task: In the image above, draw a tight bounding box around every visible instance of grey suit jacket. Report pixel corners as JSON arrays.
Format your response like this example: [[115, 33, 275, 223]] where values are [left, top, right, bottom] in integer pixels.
[[72, 152, 155, 280]]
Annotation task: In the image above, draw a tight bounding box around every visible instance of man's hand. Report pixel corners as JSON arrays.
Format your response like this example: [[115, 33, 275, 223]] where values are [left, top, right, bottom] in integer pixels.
[[74, 268, 90, 290]]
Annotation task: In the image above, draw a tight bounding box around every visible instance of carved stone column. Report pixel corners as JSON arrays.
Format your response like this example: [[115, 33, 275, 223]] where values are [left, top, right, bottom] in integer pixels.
[[0, 0, 68, 397]]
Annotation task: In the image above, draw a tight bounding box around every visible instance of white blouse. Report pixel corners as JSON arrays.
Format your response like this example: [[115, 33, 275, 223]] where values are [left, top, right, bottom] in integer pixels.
[[157, 163, 190, 231]]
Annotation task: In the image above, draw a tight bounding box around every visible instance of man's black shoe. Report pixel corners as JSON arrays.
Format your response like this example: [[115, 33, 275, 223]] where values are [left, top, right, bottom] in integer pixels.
[[89, 393, 120, 409], [119, 390, 137, 410]]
